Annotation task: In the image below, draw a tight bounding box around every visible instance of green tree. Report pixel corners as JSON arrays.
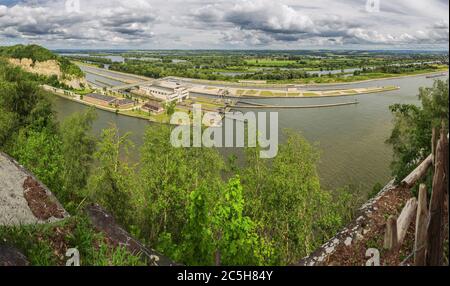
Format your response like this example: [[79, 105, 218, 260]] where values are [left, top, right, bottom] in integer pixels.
[[158, 184, 215, 266], [59, 108, 97, 205], [139, 124, 224, 245], [240, 131, 356, 264], [165, 101, 176, 117], [158, 177, 274, 266], [212, 176, 274, 266], [0, 78, 40, 125], [12, 128, 63, 191], [0, 109, 17, 148], [85, 126, 137, 226], [387, 79, 449, 181]]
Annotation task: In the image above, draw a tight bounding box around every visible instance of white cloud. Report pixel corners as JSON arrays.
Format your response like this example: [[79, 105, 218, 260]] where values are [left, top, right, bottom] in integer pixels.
[[0, 0, 448, 49]]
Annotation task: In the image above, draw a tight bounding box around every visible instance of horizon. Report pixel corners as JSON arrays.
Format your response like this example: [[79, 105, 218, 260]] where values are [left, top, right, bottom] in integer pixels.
[[3, 44, 447, 53]]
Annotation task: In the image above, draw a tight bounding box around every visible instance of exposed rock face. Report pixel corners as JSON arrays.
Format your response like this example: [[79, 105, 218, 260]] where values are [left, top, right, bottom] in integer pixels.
[[0, 246, 29, 266], [9, 58, 62, 78], [62, 76, 88, 90], [295, 180, 413, 266], [296, 180, 395, 266], [85, 204, 179, 266], [0, 152, 69, 226], [7, 58, 87, 89]]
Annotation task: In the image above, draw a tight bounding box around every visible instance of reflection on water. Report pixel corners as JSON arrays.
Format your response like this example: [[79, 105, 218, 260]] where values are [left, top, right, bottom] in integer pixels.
[[51, 74, 447, 192]]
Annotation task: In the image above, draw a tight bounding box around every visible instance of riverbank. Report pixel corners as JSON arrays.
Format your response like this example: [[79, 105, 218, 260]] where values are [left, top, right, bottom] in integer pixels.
[[48, 90, 172, 124], [190, 85, 400, 99], [45, 85, 230, 125], [295, 69, 449, 88], [234, 101, 359, 109], [163, 68, 448, 89]]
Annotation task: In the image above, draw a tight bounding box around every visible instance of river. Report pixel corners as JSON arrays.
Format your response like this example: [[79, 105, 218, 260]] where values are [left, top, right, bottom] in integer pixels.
[[51, 74, 448, 192]]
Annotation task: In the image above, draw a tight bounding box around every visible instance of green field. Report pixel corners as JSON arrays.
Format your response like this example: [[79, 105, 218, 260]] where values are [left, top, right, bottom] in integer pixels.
[[244, 58, 298, 67]]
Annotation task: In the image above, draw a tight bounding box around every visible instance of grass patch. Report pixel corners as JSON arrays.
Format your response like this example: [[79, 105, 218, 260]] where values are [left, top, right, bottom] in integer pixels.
[[0, 216, 145, 266], [260, 91, 273, 96], [323, 92, 342, 96], [244, 90, 259, 95], [244, 59, 297, 67]]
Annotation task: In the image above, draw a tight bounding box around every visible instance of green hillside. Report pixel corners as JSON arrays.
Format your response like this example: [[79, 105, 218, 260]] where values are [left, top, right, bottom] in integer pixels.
[[0, 44, 83, 77]]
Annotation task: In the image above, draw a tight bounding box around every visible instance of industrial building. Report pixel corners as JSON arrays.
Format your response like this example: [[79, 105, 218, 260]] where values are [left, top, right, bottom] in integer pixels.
[[138, 81, 189, 103]]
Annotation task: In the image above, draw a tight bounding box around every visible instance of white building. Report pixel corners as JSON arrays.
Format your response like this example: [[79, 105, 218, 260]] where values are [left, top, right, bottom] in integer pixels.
[[139, 81, 189, 103]]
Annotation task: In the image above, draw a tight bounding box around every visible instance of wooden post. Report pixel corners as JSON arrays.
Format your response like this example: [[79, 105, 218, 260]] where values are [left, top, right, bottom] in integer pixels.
[[414, 184, 428, 266], [397, 198, 417, 245], [426, 130, 446, 266], [384, 215, 398, 250], [431, 127, 437, 165], [441, 126, 449, 194]]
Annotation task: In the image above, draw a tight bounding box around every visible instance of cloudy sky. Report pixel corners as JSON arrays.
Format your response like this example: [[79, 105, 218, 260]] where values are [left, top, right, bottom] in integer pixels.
[[0, 0, 448, 50]]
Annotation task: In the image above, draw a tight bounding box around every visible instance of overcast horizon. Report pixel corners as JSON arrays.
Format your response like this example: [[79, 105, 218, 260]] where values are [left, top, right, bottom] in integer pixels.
[[0, 0, 449, 50]]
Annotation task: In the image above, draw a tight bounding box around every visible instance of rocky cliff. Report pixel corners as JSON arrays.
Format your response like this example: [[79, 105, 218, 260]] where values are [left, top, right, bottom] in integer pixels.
[[8, 58, 87, 89]]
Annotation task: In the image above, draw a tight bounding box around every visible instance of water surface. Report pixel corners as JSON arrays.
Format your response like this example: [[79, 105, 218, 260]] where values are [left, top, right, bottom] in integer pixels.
[[52, 74, 447, 191]]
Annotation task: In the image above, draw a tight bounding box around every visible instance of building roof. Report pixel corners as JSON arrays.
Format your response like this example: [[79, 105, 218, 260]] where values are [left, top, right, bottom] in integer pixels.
[[143, 100, 164, 110], [116, 98, 134, 105], [147, 85, 174, 93], [140, 81, 187, 94], [85, 93, 116, 103], [85, 94, 134, 106], [157, 81, 184, 89]]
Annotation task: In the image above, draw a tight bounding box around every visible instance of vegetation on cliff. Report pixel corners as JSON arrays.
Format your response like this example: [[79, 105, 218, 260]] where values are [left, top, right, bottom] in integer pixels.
[[387, 79, 449, 185], [0, 44, 84, 78]]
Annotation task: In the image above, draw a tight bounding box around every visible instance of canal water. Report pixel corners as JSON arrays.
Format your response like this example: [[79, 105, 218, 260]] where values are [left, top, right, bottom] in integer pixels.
[[51, 74, 447, 192]]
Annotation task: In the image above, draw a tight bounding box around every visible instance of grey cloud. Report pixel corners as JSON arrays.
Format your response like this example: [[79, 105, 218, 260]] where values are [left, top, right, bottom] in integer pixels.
[[0, 0, 448, 49], [0, 0, 157, 45], [190, 0, 449, 47]]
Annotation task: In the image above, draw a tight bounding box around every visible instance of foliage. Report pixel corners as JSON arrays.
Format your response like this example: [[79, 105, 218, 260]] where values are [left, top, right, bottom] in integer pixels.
[[369, 182, 384, 199], [138, 124, 224, 245], [159, 177, 274, 266], [85, 127, 137, 226], [240, 131, 361, 264], [12, 128, 64, 191], [387, 79, 449, 182], [212, 176, 274, 265], [107, 50, 446, 83], [165, 101, 177, 117], [0, 216, 144, 266], [58, 108, 97, 206]]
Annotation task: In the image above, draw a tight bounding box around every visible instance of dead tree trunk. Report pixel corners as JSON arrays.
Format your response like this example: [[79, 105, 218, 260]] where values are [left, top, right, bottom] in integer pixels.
[[431, 127, 437, 166], [401, 154, 433, 188]]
